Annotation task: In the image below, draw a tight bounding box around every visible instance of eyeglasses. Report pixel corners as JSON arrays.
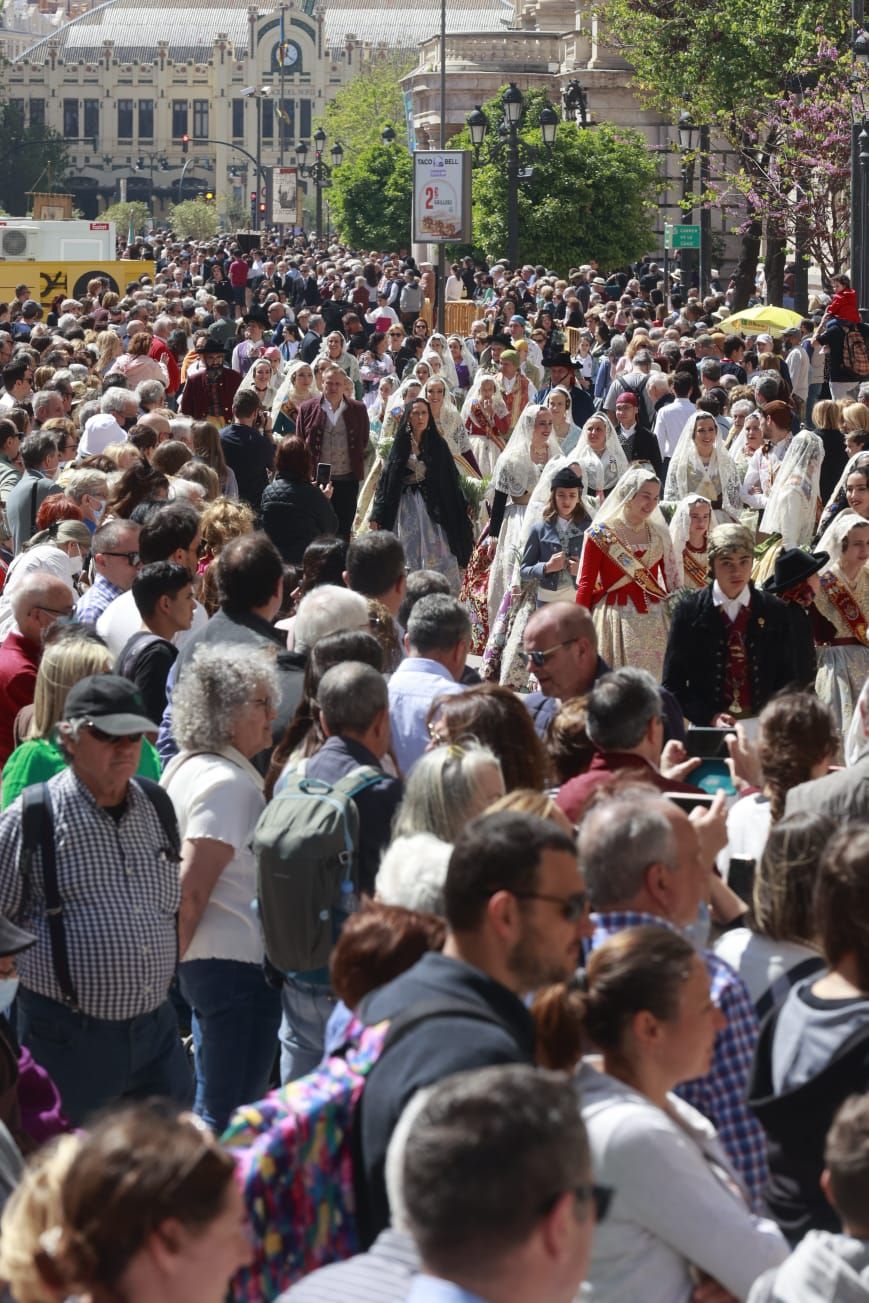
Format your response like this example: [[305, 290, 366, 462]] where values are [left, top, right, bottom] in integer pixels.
[[511, 890, 588, 921], [102, 551, 141, 566], [252, 696, 273, 710], [34, 603, 74, 618], [85, 722, 146, 745], [541, 1183, 612, 1222], [524, 638, 578, 667]]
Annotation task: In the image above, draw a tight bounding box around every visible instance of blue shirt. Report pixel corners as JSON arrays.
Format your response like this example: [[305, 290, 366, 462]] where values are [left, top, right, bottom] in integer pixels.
[[590, 909, 767, 1211], [75, 574, 125, 625], [405, 1275, 490, 1303], [387, 657, 466, 776]]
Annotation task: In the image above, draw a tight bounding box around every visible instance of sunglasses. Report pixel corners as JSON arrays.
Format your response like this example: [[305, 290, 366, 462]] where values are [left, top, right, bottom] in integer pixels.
[[524, 638, 578, 667], [102, 551, 141, 566], [85, 722, 146, 745], [511, 889, 588, 921]]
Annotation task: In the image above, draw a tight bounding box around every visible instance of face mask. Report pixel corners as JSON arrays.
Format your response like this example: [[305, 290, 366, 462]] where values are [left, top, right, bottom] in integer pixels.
[[683, 900, 711, 953], [67, 549, 83, 577], [90, 500, 106, 524], [0, 977, 19, 1017]]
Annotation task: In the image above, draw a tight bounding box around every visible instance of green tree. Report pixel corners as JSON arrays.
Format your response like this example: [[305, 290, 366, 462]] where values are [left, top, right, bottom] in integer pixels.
[[589, 0, 848, 303], [167, 198, 220, 241], [0, 105, 69, 217], [101, 201, 150, 236], [321, 53, 414, 158], [448, 88, 658, 271], [329, 141, 413, 249]]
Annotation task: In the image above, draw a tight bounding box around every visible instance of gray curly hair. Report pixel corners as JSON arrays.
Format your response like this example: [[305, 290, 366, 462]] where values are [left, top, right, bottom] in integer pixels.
[[172, 643, 280, 751]]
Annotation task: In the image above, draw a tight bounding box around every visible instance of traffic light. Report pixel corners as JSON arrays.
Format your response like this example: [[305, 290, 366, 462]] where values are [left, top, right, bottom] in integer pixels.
[[205, 191, 214, 201], [250, 191, 257, 202], [181, 134, 189, 154], [259, 202, 267, 215]]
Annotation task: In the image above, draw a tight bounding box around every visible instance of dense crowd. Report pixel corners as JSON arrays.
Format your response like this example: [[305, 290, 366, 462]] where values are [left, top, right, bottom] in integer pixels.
[[0, 233, 867, 1302]]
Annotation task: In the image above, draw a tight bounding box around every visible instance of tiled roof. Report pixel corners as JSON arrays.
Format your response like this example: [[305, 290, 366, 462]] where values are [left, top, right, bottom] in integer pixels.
[[15, 0, 512, 63]]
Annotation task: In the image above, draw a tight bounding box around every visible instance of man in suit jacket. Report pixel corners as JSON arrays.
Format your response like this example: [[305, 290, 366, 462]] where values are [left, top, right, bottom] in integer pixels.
[[179, 338, 240, 424], [295, 366, 370, 539], [613, 392, 663, 478], [663, 523, 797, 726], [298, 314, 325, 364]]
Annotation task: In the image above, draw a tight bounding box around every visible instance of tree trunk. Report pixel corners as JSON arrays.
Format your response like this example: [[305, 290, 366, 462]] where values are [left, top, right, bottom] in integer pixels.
[[730, 219, 761, 312], [764, 231, 786, 307]]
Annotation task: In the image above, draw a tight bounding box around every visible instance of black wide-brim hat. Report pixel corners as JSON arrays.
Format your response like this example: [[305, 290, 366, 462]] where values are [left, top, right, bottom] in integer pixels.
[[763, 547, 829, 594], [548, 351, 575, 370]]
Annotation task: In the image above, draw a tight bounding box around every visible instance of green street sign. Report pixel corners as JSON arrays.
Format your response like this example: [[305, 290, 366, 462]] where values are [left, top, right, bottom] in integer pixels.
[[670, 223, 701, 250]]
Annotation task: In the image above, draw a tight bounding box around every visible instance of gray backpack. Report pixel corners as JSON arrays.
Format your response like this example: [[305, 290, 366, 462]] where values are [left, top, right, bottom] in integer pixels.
[[254, 761, 383, 974]]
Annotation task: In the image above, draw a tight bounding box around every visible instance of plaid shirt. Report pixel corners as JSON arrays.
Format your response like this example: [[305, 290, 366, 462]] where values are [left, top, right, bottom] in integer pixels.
[[0, 768, 180, 1021], [74, 574, 125, 626], [591, 909, 768, 1211]]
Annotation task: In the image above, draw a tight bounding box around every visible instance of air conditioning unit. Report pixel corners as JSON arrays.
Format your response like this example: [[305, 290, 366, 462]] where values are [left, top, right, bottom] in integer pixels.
[[0, 226, 38, 260]]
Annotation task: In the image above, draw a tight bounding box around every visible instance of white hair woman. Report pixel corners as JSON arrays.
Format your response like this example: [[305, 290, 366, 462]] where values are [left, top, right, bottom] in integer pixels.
[[664, 410, 741, 524], [317, 330, 361, 398], [576, 467, 681, 679], [161, 643, 282, 1134], [391, 741, 504, 842], [813, 509, 869, 747]]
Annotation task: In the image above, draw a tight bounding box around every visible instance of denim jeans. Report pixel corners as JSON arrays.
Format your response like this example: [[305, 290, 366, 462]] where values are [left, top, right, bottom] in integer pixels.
[[279, 977, 337, 1084], [178, 958, 281, 1133], [17, 988, 193, 1127]]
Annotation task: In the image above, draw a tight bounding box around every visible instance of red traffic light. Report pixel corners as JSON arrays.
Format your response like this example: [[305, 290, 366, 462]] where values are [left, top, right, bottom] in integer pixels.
[[181, 133, 189, 154], [250, 191, 257, 202]]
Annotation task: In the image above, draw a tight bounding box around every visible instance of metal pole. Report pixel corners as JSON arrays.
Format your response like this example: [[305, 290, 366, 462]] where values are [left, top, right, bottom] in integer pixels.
[[699, 124, 710, 300], [853, 122, 863, 314], [315, 161, 323, 243], [507, 123, 519, 270], [860, 125, 869, 317], [793, 184, 809, 317], [436, 0, 446, 333], [681, 151, 694, 293], [254, 97, 262, 231]]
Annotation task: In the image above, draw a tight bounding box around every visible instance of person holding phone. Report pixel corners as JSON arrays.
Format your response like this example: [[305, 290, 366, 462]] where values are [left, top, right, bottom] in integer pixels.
[[260, 435, 337, 566]]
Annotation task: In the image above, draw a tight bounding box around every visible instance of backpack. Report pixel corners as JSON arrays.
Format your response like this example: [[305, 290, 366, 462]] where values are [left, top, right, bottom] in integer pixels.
[[19, 778, 180, 1012], [254, 762, 384, 974], [842, 327, 869, 379], [223, 999, 505, 1302], [114, 631, 166, 681]]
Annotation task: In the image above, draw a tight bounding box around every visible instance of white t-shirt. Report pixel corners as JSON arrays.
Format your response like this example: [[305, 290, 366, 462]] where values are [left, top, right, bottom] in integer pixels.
[[97, 587, 208, 658], [162, 748, 265, 964]]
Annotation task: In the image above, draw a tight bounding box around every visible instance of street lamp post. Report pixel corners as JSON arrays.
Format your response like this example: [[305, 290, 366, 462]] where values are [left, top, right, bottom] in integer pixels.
[[294, 130, 343, 242], [678, 110, 709, 297], [242, 85, 273, 231], [853, 29, 869, 318], [466, 90, 557, 270]]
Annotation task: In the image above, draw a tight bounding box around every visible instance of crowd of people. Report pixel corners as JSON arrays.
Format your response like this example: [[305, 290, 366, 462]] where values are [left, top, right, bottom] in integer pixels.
[[0, 233, 867, 1302]]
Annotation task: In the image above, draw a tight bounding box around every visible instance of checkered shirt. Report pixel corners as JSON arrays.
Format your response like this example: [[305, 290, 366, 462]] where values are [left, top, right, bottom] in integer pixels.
[[590, 909, 768, 1211], [75, 574, 125, 626], [0, 768, 180, 1021]]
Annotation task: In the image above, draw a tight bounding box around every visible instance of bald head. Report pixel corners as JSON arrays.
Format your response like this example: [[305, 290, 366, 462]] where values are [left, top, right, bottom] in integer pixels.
[[11, 571, 74, 642], [138, 412, 171, 441], [523, 603, 598, 699]]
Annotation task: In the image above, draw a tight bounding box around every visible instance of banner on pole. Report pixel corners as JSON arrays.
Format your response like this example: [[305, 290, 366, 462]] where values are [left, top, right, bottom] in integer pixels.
[[412, 151, 472, 244], [271, 167, 299, 225]]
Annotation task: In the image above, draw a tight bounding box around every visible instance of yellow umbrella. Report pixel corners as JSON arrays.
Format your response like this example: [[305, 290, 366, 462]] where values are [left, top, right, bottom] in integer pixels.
[[716, 304, 805, 337]]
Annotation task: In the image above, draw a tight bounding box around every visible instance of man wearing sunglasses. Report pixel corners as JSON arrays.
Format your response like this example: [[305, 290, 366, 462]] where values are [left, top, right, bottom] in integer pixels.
[[75, 520, 142, 626], [355, 811, 593, 1248], [0, 572, 73, 767], [0, 674, 191, 1125]]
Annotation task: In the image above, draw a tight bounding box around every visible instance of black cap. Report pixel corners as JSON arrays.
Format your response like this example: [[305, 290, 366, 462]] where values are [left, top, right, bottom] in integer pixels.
[[551, 467, 584, 491], [0, 917, 36, 958], [62, 675, 159, 735], [763, 548, 829, 594]]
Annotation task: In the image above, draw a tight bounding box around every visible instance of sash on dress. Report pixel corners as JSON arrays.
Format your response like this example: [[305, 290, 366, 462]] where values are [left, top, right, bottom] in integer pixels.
[[589, 522, 669, 603], [819, 570, 869, 644], [683, 547, 708, 589]]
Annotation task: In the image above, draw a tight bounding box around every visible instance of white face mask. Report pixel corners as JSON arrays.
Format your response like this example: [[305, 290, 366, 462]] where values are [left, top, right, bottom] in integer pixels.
[[67, 549, 83, 577], [90, 499, 106, 524], [0, 976, 19, 1017]]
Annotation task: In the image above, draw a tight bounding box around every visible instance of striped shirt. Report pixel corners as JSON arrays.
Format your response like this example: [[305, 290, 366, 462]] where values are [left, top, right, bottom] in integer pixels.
[[0, 768, 180, 1021], [75, 574, 125, 626], [281, 1229, 418, 1303], [591, 910, 768, 1211]]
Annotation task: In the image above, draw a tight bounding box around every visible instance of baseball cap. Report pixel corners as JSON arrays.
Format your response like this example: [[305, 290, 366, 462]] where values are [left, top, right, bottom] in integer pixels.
[[63, 675, 159, 735], [509, 314, 526, 325]]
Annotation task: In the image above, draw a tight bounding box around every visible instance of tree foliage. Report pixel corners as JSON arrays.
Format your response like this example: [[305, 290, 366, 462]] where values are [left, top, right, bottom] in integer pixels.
[[320, 53, 415, 158], [329, 141, 413, 250], [101, 201, 150, 235], [448, 88, 658, 272], [167, 199, 220, 241], [0, 105, 69, 217]]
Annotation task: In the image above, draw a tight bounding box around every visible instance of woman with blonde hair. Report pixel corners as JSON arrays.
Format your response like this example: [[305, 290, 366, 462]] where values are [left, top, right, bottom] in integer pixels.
[[113, 332, 169, 387], [0, 1133, 82, 1303], [94, 329, 123, 376], [1, 633, 161, 807], [196, 496, 255, 614], [190, 420, 238, 498], [391, 741, 505, 843]]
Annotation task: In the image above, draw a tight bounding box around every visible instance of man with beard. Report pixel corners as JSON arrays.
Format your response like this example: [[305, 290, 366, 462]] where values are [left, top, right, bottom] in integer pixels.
[[179, 337, 240, 425], [354, 811, 591, 1247]]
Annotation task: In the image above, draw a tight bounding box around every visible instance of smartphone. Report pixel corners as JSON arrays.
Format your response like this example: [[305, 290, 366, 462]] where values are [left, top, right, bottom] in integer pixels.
[[691, 759, 737, 797], [664, 791, 715, 814], [685, 727, 732, 759], [728, 855, 756, 903], [316, 462, 332, 487]]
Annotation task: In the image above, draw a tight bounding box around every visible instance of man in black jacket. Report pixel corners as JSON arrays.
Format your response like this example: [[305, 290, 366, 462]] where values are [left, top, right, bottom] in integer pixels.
[[663, 523, 797, 726], [219, 388, 275, 510], [613, 392, 663, 478], [298, 314, 325, 364], [355, 811, 592, 1246]]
